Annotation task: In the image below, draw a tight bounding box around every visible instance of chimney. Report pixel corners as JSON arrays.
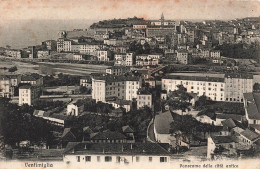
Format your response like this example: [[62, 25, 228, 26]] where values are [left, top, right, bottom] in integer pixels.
[[103, 148, 105, 154], [84, 145, 87, 149], [131, 143, 133, 150], [122, 145, 124, 152]]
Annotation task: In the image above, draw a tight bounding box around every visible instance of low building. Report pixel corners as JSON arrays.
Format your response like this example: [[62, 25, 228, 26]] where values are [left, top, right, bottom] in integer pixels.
[[207, 136, 236, 159], [215, 114, 243, 126], [210, 50, 221, 58], [19, 85, 40, 106], [80, 76, 92, 89], [63, 142, 171, 165], [37, 50, 50, 59], [106, 66, 130, 76], [21, 74, 43, 87], [239, 129, 260, 146], [136, 54, 161, 66], [243, 93, 260, 125], [0, 76, 13, 98], [137, 90, 152, 110], [89, 130, 127, 143], [73, 54, 84, 61]]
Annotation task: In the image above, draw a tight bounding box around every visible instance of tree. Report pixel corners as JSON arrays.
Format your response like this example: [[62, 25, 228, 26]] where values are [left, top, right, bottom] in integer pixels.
[[8, 66, 17, 72], [195, 95, 213, 110], [167, 85, 193, 112], [143, 42, 151, 54], [253, 83, 260, 92]]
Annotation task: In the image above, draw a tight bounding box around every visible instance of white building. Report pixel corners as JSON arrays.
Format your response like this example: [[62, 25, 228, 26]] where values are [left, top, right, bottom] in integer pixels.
[[136, 54, 161, 66], [73, 54, 84, 61], [137, 90, 152, 110], [0, 76, 13, 98], [106, 66, 130, 76], [96, 50, 111, 61], [92, 75, 141, 102], [63, 142, 171, 166], [19, 85, 40, 106], [67, 101, 84, 116], [210, 50, 221, 58], [162, 75, 225, 101], [114, 53, 134, 66], [224, 74, 253, 102], [80, 44, 101, 55]]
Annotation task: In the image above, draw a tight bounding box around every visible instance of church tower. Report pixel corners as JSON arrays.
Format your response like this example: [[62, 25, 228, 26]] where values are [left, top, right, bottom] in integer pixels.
[[161, 13, 165, 26]]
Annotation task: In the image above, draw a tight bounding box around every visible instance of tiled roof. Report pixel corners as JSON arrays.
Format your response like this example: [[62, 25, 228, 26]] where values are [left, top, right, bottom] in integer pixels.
[[122, 125, 134, 133], [216, 114, 243, 121], [154, 111, 173, 134], [221, 119, 236, 129], [61, 128, 76, 139], [240, 129, 260, 141], [163, 75, 225, 82], [19, 85, 32, 89], [224, 73, 253, 79], [243, 93, 260, 120], [90, 130, 126, 140], [211, 136, 235, 144], [93, 74, 140, 82], [64, 142, 170, 155]]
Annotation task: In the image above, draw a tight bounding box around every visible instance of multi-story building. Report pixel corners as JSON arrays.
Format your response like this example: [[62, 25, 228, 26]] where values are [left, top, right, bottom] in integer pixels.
[[176, 50, 191, 65], [19, 85, 40, 106], [162, 75, 225, 101], [114, 53, 134, 66], [224, 74, 253, 102], [57, 38, 72, 52], [136, 54, 161, 66], [5, 49, 22, 58], [0, 76, 13, 98], [73, 54, 84, 61], [96, 50, 112, 61], [106, 66, 130, 76], [210, 50, 221, 58], [42, 40, 56, 51], [92, 75, 141, 102], [137, 90, 152, 110], [80, 43, 101, 55]]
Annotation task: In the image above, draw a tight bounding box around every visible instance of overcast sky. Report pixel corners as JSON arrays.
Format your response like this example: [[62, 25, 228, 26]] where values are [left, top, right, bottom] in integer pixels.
[[0, 0, 259, 22]]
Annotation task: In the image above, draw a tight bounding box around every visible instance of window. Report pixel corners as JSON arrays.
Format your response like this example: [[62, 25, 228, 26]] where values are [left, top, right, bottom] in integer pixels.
[[105, 156, 112, 162], [136, 156, 140, 162], [85, 156, 91, 162], [97, 156, 100, 162], [149, 157, 152, 162], [160, 157, 167, 162], [76, 156, 80, 162], [116, 156, 120, 163]]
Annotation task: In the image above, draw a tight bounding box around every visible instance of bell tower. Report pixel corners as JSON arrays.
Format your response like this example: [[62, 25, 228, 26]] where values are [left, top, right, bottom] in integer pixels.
[[161, 13, 165, 26]]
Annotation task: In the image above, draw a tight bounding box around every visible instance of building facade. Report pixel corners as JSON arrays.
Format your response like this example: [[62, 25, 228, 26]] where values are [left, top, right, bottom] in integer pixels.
[[19, 85, 40, 106]]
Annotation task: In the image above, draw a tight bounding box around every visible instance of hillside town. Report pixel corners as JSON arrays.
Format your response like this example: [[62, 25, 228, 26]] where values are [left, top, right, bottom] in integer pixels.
[[0, 14, 260, 165]]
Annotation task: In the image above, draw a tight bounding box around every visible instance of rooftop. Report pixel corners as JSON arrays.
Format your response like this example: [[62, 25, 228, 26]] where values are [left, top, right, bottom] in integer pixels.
[[154, 111, 173, 134], [225, 73, 253, 79], [240, 129, 260, 141], [90, 130, 126, 140], [211, 136, 235, 144], [216, 113, 243, 121], [93, 74, 140, 82], [243, 93, 260, 120], [163, 75, 225, 83], [64, 142, 170, 155]]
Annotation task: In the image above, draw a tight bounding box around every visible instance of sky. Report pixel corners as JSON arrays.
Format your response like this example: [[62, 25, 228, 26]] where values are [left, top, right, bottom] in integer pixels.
[[0, 0, 259, 23]]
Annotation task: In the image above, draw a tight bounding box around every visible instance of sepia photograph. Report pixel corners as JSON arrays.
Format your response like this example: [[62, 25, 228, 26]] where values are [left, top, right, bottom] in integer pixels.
[[0, 0, 259, 169]]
